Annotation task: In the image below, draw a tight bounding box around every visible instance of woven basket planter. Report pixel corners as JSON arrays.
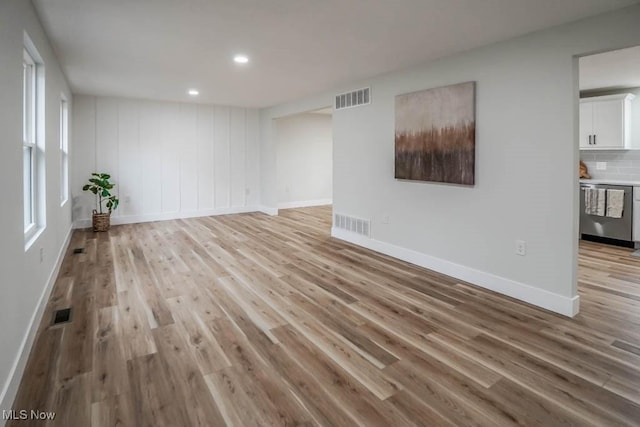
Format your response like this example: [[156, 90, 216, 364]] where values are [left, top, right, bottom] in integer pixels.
[[92, 211, 111, 232]]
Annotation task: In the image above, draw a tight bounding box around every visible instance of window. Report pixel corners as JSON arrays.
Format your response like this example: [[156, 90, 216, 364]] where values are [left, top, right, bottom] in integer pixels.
[[23, 34, 45, 245], [60, 97, 69, 205], [23, 48, 36, 235]]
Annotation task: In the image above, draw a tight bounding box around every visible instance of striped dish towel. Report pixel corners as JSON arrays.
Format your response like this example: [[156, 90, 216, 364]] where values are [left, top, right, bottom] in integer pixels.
[[606, 189, 625, 218], [585, 188, 605, 216]]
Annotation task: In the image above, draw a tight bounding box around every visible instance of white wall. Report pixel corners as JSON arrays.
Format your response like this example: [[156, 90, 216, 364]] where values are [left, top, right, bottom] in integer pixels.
[[0, 0, 73, 416], [276, 113, 333, 208], [72, 96, 260, 226], [260, 5, 640, 316]]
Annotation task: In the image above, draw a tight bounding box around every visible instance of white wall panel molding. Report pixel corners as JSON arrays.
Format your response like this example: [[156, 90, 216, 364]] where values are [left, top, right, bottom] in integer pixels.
[[72, 96, 260, 224]]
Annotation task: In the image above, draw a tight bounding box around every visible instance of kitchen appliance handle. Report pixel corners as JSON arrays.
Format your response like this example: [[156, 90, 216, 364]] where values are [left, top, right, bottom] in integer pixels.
[[594, 134, 596, 145]]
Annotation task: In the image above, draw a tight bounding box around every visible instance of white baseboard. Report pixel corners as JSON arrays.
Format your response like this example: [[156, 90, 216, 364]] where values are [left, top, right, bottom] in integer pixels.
[[331, 228, 580, 317], [0, 225, 74, 416], [74, 206, 261, 229], [258, 206, 279, 216], [278, 199, 333, 209]]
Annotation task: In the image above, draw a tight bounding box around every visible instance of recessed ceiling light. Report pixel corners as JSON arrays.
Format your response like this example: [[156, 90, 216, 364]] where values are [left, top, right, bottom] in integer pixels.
[[234, 54, 249, 64], [188, 89, 199, 96]]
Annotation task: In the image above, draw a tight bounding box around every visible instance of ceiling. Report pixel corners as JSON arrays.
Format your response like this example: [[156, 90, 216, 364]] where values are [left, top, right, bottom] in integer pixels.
[[33, 0, 639, 108], [580, 45, 640, 91]]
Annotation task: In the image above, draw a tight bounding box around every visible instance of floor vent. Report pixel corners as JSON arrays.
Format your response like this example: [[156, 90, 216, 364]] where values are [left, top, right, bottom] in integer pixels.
[[334, 213, 371, 237], [53, 308, 72, 325], [73, 248, 85, 254], [335, 87, 370, 110]]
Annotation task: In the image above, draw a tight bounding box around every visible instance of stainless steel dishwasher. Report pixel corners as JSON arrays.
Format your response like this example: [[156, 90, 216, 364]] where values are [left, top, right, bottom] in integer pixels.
[[580, 183, 633, 242]]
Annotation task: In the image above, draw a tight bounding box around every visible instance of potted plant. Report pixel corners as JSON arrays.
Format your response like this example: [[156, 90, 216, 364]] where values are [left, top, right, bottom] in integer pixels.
[[82, 172, 119, 232]]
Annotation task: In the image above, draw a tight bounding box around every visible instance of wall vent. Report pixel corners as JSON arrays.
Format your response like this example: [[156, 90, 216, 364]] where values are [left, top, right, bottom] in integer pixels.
[[335, 87, 370, 110], [334, 213, 371, 237]]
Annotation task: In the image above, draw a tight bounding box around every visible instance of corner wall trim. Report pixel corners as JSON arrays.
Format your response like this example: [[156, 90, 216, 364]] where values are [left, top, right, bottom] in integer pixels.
[[278, 199, 332, 209], [0, 225, 74, 415], [73, 206, 261, 229], [331, 227, 580, 317]]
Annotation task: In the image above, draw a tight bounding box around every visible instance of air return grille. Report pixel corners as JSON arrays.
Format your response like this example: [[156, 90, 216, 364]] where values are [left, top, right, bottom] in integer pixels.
[[53, 308, 72, 325], [335, 87, 370, 110], [334, 213, 371, 237]]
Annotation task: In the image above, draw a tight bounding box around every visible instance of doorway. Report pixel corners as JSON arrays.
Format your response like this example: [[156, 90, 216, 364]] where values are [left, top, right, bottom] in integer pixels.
[[577, 45, 640, 322], [275, 107, 333, 210]]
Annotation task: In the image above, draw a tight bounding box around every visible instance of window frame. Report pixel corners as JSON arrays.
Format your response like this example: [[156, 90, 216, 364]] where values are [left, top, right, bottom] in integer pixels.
[[60, 95, 69, 206], [23, 33, 46, 248], [23, 48, 37, 238]]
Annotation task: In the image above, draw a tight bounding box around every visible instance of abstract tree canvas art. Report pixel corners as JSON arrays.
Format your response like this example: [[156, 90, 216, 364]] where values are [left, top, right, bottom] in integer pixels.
[[395, 82, 476, 185]]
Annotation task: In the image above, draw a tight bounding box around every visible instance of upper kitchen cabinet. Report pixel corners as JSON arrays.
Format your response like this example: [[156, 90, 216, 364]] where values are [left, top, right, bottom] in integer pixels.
[[580, 93, 635, 150]]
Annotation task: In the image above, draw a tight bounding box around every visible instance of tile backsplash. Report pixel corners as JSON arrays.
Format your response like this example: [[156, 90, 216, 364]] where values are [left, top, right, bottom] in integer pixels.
[[580, 150, 640, 181]]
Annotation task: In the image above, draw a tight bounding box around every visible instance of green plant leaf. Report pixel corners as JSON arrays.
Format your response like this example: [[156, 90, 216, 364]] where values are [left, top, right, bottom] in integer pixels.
[[86, 173, 120, 212]]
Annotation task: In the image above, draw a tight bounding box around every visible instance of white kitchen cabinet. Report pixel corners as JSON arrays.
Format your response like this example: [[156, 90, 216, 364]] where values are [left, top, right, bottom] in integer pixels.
[[579, 93, 634, 150], [579, 102, 594, 149]]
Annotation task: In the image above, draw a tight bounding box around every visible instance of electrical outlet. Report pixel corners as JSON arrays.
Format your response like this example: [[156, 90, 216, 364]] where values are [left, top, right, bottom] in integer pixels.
[[515, 240, 526, 256], [124, 196, 131, 203], [245, 188, 250, 195], [39, 247, 44, 263], [382, 215, 389, 224], [596, 162, 607, 171]]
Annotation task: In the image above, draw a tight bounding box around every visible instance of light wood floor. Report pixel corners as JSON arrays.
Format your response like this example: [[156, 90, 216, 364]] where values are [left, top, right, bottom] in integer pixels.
[[9, 206, 640, 426]]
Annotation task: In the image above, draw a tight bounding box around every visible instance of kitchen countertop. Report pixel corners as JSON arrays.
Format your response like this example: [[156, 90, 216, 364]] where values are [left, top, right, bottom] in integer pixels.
[[580, 179, 640, 186]]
